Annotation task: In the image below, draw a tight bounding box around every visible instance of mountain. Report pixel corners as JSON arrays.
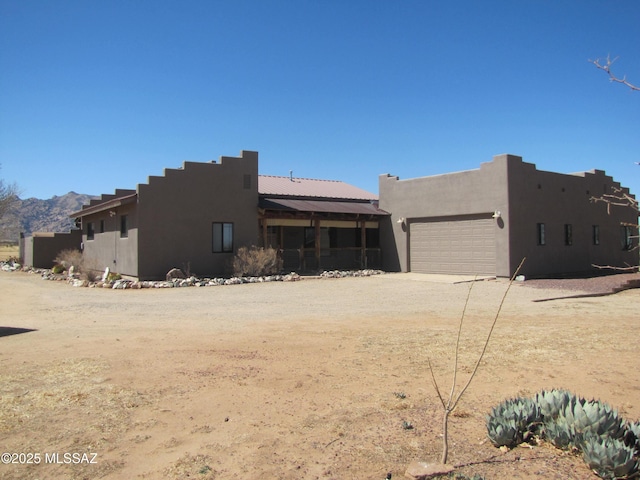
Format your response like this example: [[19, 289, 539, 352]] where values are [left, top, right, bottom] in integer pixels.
[[0, 192, 95, 242]]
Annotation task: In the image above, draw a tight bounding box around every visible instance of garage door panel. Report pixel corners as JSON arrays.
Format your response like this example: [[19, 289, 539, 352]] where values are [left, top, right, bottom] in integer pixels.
[[409, 218, 496, 275]]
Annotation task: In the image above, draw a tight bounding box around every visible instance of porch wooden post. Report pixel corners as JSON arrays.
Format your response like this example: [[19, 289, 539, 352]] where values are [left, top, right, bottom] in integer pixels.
[[360, 221, 367, 268], [261, 219, 268, 247], [315, 219, 321, 271]]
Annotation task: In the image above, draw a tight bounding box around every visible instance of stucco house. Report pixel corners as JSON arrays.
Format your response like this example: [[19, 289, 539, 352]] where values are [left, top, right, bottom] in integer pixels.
[[379, 153, 638, 278], [67, 150, 388, 280], [21, 150, 636, 280]]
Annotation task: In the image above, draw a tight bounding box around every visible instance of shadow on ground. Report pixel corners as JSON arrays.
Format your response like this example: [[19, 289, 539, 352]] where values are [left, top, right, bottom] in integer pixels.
[[0, 327, 37, 338]]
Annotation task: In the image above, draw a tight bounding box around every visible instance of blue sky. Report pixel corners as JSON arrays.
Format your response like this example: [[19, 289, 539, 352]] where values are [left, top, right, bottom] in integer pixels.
[[1, 0, 638, 200]]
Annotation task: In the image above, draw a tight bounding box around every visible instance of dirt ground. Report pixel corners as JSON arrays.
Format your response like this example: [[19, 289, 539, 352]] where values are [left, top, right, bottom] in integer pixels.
[[1, 270, 638, 480]]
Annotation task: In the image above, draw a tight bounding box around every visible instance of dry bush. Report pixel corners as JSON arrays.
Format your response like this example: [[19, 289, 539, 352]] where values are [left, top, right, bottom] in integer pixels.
[[53, 249, 103, 281], [54, 249, 83, 271], [232, 246, 283, 277]]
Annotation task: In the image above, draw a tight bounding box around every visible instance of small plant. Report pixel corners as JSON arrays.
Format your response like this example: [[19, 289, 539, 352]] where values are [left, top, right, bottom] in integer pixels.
[[402, 420, 413, 430], [107, 272, 122, 282], [428, 258, 526, 464], [486, 396, 541, 448], [232, 246, 283, 277], [487, 390, 640, 479], [51, 264, 65, 274], [581, 435, 639, 480], [450, 474, 486, 480], [198, 465, 212, 475], [393, 392, 407, 399], [535, 389, 573, 422], [54, 249, 83, 271]]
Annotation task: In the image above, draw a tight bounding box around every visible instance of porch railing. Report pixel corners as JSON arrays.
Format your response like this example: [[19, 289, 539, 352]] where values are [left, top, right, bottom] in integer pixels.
[[280, 247, 382, 273]]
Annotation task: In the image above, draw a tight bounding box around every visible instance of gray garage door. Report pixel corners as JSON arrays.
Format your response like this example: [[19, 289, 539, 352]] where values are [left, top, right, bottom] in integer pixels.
[[409, 217, 496, 275]]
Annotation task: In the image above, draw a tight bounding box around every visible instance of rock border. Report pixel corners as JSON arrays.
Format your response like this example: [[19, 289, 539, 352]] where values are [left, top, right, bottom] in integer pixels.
[[1, 260, 384, 290]]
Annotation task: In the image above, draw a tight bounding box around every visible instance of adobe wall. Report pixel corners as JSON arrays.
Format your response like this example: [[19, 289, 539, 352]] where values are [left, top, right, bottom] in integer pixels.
[[136, 151, 260, 280], [507, 160, 638, 277], [22, 230, 82, 269], [81, 202, 139, 277], [378, 155, 512, 276]]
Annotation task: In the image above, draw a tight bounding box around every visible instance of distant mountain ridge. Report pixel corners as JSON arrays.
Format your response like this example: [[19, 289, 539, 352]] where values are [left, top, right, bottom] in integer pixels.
[[0, 192, 95, 242]]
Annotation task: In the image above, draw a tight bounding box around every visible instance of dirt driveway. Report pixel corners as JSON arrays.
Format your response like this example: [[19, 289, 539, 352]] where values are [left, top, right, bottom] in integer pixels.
[[1, 271, 638, 479]]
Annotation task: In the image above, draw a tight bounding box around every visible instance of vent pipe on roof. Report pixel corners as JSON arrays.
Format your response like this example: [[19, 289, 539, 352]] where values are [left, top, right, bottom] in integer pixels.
[[289, 170, 293, 182]]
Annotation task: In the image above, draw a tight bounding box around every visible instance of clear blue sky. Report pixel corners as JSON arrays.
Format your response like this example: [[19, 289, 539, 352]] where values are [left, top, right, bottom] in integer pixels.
[[1, 0, 638, 200]]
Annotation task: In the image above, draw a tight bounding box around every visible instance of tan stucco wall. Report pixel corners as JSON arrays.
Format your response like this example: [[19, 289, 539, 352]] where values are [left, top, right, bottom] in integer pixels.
[[379, 154, 638, 278], [379, 155, 512, 276], [506, 159, 638, 278], [22, 230, 82, 269], [136, 151, 259, 280], [81, 203, 138, 277]]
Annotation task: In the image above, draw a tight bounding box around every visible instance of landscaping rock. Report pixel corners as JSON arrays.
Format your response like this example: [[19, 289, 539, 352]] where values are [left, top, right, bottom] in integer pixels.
[[166, 268, 186, 281], [404, 461, 454, 479]]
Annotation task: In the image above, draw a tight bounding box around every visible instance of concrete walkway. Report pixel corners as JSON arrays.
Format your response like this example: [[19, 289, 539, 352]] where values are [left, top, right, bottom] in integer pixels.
[[378, 272, 497, 284]]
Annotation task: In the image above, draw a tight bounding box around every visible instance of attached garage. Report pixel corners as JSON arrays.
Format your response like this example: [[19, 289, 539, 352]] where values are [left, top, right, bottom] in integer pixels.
[[408, 214, 497, 275]]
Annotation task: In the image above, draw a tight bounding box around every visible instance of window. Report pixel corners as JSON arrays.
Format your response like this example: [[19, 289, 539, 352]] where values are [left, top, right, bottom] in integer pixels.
[[213, 222, 233, 252], [564, 224, 573, 246], [87, 222, 94, 240], [592, 225, 600, 245], [120, 215, 129, 238], [622, 226, 633, 251], [536, 223, 546, 246], [100, 219, 105, 233]]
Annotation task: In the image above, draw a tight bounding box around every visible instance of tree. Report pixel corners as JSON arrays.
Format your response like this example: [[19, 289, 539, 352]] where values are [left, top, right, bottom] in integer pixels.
[[0, 166, 19, 221], [589, 55, 639, 269]]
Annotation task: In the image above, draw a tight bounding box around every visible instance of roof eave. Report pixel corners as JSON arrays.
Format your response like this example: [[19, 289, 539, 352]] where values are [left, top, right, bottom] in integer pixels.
[[69, 193, 138, 218]]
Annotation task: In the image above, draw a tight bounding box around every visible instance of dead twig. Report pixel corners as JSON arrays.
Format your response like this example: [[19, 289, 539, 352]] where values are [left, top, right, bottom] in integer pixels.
[[590, 55, 640, 92]]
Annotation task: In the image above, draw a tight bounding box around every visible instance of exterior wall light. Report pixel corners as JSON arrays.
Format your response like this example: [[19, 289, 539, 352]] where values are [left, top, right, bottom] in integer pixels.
[[492, 211, 502, 219]]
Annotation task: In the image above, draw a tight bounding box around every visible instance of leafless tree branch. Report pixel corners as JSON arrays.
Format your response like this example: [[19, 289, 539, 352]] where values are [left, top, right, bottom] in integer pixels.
[[0, 172, 20, 221], [590, 55, 640, 91], [592, 263, 638, 271]]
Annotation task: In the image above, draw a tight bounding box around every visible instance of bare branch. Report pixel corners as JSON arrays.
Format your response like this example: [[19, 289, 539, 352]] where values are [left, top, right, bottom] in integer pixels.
[[0, 172, 20, 221], [447, 276, 476, 410], [591, 263, 638, 271], [590, 55, 640, 92], [451, 258, 526, 409], [427, 357, 446, 409]]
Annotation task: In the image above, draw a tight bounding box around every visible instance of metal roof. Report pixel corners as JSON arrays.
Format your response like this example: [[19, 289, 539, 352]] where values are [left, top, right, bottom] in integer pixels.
[[69, 193, 137, 218], [258, 175, 377, 200], [260, 198, 388, 216]]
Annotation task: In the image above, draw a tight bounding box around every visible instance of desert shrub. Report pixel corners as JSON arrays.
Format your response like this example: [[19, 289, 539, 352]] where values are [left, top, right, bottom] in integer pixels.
[[232, 246, 283, 277], [106, 272, 121, 282], [79, 257, 102, 282], [54, 249, 83, 271], [53, 249, 103, 282], [51, 264, 65, 274]]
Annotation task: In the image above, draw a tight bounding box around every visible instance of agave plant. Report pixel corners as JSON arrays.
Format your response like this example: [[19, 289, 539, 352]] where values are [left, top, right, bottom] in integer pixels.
[[535, 389, 573, 422], [543, 416, 574, 450], [581, 434, 639, 480], [623, 421, 640, 454], [486, 415, 520, 448], [562, 397, 626, 449], [486, 397, 541, 447]]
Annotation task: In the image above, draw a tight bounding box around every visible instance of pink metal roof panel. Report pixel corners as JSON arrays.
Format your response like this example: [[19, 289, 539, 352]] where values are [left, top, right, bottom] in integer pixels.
[[258, 175, 377, 200]]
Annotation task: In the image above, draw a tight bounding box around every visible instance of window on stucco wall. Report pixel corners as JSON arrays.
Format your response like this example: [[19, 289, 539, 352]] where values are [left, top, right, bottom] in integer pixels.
[[120, 215, 129, 238], [537, 223, 546, 246], [213, 222, 233, 253]]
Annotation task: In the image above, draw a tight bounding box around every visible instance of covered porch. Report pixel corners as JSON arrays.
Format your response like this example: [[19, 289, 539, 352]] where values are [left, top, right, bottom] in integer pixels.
[[258, 198, 389, 273]]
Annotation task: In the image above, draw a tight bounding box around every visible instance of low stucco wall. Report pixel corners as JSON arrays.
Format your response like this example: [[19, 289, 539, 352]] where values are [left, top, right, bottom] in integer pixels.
[[22, 230, 82, 269]]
